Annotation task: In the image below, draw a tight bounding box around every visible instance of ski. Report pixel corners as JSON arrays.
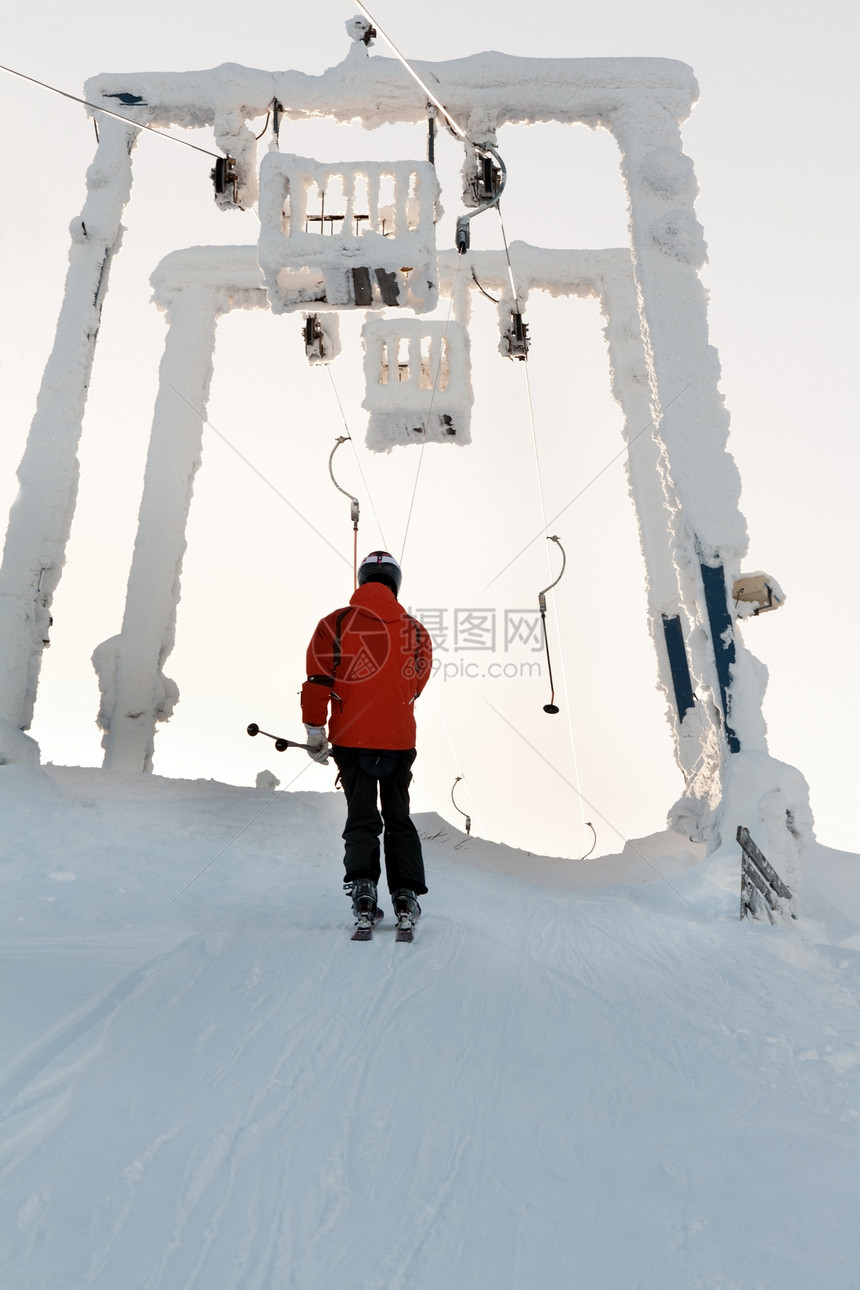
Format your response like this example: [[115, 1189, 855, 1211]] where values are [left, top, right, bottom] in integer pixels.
[[351, 906, 383, 941], [349, 898, 416, 942], [392, 891, 420, 943]]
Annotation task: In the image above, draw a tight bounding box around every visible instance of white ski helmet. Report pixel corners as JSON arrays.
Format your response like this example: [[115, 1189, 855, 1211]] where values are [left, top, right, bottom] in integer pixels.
[[357, 550, 402, 597]]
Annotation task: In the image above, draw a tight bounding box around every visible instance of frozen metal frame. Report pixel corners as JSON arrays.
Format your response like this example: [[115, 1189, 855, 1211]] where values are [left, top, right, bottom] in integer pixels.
[[0, 25, 811, 864]]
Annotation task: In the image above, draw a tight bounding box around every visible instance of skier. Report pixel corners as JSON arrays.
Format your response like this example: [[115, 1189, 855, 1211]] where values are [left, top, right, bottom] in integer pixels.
[[300, 551, 432, 938]]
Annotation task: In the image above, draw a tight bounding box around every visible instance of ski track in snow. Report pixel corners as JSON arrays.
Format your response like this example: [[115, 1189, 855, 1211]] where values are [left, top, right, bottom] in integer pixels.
[[1, 770, 860, 1288]]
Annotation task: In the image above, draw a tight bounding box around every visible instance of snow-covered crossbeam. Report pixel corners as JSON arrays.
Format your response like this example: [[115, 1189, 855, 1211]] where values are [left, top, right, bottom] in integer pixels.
[[83, 46, 698, 208], [85, 51, 699, 130]]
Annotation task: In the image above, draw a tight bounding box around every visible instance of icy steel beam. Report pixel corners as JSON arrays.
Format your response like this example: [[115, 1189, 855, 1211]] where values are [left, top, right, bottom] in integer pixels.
[[84, 50, 698, 135], [95, 249, 267, 772], [0, 117, 138, 760]]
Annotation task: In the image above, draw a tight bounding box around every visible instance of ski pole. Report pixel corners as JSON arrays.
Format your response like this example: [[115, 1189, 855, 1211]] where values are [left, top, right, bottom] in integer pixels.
[[246, 722, 312, 752]]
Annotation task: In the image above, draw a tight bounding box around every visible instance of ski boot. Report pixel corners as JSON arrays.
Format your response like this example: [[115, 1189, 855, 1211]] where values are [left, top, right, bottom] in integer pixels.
[[348, 879, 379, 941], [392, 889, 421, 943]]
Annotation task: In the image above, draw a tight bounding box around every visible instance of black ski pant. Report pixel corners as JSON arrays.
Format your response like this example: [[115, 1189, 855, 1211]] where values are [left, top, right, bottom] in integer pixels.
[[331, 746, 427, 895]]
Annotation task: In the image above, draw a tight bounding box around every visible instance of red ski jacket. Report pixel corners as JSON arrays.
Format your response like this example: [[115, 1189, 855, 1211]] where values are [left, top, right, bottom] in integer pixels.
[[300, 582, 432, 750]]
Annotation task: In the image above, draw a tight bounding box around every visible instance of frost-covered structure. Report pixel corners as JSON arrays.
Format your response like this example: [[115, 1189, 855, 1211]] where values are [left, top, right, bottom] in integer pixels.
[[362, 318, 472, 448], [258, 154, 440, 314], [0, 21, 813, 876]]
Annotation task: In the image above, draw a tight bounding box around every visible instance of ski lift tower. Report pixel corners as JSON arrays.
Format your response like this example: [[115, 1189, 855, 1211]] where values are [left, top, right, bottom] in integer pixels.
[[0, 17, 813, 881]]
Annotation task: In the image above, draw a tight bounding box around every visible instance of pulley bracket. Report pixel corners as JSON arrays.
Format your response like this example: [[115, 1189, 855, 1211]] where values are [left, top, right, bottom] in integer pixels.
[[211, 154, 238, 204], [503, 309, 530, 361], [456, 143, 507, 254]]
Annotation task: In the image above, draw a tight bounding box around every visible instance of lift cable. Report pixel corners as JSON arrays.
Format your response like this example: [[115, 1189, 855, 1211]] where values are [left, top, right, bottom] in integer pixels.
[[160, 374, 351, 568], [482, 696, 700, 898], [483, 377, 696, 593], [494, 201, 523, 312], [0, 63, 222, 158], [353, 2, 469, 144]]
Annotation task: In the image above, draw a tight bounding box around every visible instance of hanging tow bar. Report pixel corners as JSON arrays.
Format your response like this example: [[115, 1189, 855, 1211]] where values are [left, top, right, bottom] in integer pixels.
[[329, 436, 360, 587], [247, 723, 312, 752], [538, 535, 567, 714], [578, 823, 598, 861], [450, 775, 472, 844]]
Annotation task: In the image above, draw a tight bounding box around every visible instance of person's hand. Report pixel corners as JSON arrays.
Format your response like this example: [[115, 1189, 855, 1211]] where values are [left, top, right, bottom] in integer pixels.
[[303, 724, 330, 765]]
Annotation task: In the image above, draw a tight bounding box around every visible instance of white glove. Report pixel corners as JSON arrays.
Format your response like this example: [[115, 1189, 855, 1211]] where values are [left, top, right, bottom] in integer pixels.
[[304, 724, 330, 765]]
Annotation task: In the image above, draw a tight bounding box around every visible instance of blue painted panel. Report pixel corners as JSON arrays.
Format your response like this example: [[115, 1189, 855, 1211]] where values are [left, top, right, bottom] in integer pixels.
[[699, 561, 741, 753], [661, 614, 696, 723]]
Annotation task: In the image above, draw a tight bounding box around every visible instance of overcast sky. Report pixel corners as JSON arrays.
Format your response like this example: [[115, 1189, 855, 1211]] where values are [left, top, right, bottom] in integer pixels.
[[1, 0, 857, 858]]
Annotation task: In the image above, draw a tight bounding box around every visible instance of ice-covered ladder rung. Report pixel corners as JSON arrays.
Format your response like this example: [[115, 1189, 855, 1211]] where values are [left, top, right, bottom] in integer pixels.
[[738, 826, 796, 923], [280, 162, 427, 239]]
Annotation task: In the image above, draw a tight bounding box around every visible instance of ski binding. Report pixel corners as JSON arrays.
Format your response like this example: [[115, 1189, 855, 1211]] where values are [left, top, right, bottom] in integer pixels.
[[351, 906, 383, 941], [395, 912, 415, 943]]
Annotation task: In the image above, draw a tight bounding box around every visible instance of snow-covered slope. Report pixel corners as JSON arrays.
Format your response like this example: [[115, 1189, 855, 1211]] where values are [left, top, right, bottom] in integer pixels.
[[2, 766, 859, 1288]]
